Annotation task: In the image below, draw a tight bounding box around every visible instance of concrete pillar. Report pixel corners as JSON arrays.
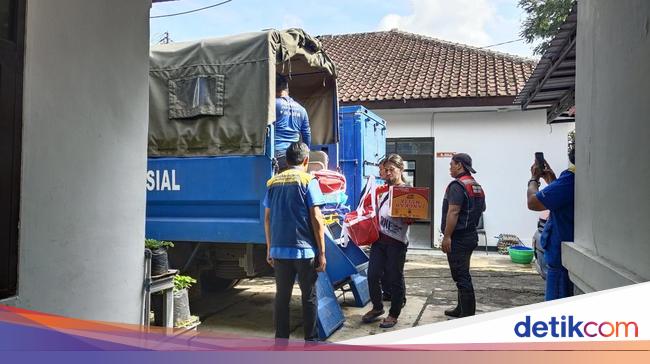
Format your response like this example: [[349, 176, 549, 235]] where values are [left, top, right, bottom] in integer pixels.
[[565, 0, 650, 292], [15, 0, 150, 323]]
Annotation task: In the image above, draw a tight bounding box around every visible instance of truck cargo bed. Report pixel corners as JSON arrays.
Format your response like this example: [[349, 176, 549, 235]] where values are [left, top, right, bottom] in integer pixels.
[[146, 155, 272, 244]]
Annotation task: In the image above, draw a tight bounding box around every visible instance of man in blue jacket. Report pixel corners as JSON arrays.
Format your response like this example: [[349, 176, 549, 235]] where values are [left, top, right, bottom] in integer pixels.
[[274, 74, 311, 171], [527, 146, 575, 300], [264, 142, 326, 342]]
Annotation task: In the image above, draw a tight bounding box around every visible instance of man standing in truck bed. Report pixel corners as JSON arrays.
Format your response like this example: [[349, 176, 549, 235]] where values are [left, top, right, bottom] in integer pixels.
[[274, 74, 311, 171]]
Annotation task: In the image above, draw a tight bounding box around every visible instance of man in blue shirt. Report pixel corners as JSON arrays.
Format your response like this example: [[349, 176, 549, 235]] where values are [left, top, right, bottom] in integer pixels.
[[274, 74, 311, 171], [527, 147, 575, 300], [264, 142, 326, 342]]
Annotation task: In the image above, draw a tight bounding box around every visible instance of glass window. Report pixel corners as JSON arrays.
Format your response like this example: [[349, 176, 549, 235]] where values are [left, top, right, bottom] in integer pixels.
[[404, 170, 415, 187], [168, 74, 225, 119], [404, 160, 416, 186], [386, 142, 396, 154], [405, 160, 416, 170], [396, 141, 433, 155], [387, 139, 433, 156]]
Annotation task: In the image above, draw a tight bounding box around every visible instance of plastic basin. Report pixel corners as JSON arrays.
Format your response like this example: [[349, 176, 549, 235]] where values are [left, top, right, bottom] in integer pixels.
[[508, 246, 534, 264]]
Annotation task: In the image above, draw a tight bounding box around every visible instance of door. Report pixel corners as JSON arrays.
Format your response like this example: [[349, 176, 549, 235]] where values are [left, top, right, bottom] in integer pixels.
[[0, 0, 24, 299]]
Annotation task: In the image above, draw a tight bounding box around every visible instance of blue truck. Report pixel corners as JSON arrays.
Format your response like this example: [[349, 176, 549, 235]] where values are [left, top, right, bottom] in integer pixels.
[[145, 29, 386, 337]]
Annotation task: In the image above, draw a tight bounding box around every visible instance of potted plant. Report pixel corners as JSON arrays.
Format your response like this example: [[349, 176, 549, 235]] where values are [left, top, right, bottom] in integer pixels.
[[173, 275, 199, 328], [145, 239, 174, 276]]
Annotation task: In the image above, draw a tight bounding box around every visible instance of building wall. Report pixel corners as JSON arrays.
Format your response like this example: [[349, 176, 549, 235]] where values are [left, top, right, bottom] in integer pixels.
[[9, 0, 150, 323], [374, 108, 573, 246], [565, 0, 650, 292]]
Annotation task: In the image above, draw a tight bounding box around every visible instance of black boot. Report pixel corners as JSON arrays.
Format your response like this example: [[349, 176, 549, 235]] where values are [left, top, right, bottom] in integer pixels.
[[444, 291, 462, 317], [458, 289, 475, 317]]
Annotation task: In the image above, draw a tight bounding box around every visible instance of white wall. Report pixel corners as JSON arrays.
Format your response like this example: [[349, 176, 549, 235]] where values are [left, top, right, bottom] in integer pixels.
[[564, 0, 650, 292], [375, 108, 573, 246], [15, 0, 150, 323]]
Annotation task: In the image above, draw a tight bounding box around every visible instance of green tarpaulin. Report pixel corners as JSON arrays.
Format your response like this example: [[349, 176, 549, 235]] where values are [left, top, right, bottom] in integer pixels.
[[148, 28, 338, 156]]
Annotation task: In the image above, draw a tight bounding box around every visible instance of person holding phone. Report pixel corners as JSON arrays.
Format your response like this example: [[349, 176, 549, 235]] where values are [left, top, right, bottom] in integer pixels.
[[264, 142, 326, 342], [527, 146, 576, 301]]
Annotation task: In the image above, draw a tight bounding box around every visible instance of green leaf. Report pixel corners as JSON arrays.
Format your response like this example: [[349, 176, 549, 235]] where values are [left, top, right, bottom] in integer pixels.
[[145, 239, 174, 250], [173, 275, 197, 292], [518, 0, 575, 55]]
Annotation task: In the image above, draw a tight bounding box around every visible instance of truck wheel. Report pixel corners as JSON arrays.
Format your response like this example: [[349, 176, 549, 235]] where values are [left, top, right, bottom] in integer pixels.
[[200, 271, 241, 293]]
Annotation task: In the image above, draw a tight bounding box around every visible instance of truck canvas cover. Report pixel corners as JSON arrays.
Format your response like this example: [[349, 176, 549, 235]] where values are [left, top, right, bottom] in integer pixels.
[[149, 28, 338, 156]]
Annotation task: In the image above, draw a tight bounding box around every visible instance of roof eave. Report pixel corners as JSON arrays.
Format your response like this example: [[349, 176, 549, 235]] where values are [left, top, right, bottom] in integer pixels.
[[341, 96, 517, 110], [515, 3, 577, 124]]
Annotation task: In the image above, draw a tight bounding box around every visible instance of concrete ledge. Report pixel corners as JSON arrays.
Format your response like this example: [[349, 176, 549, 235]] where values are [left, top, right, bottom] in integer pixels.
[[562, 242, 646, 293], [0, 296, 19, 307]]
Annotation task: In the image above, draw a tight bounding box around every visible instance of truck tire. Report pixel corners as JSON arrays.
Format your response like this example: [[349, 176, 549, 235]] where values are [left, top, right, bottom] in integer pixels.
[[200, 271, 241, 294]]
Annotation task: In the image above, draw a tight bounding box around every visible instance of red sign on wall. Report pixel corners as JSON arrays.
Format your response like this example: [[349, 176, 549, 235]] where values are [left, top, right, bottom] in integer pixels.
[[436, 152, 455, 158]]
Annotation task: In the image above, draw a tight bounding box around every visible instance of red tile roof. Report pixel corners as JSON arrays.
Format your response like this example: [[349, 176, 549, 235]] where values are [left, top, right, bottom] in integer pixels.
[[319, 30, 536, 106]]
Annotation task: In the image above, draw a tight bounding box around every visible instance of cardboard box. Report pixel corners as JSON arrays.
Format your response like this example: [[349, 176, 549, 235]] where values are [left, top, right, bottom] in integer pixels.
[[388, 186, 430, 219]]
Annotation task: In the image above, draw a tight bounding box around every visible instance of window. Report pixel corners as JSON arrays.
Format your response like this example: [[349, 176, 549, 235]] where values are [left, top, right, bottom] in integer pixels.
[[168, 75, 225, 119], [404, 160, 416, 186], [386, 139, 433, 156]]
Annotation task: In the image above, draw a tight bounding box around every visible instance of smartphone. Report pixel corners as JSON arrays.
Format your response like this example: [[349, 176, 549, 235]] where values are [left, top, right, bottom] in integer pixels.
[[535, 152, 545, 171]]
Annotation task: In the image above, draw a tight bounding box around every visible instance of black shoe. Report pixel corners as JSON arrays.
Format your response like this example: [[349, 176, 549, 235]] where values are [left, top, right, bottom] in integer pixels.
[[444, 304, 461, 317], [458, 289, 476, 317], [362, 308, 385, 323], [402, 297, 407, 308], [444, 291, 461, 317]]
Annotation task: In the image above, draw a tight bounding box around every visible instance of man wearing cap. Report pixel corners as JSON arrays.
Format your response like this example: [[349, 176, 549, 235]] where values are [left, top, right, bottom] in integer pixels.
[[441, 153, 486, 318]]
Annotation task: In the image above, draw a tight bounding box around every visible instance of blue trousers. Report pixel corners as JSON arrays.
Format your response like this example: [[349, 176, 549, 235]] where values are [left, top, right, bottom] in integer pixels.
[[544, 244, 574, 301], [545, 266, 573, 301]]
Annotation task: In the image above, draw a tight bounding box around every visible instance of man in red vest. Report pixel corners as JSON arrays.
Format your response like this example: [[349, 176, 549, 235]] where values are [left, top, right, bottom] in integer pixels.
[[441, 153, 486, 318]]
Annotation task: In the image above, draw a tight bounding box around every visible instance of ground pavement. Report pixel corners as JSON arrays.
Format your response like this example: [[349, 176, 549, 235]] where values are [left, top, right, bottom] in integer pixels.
[[191, 250, 545, 342]]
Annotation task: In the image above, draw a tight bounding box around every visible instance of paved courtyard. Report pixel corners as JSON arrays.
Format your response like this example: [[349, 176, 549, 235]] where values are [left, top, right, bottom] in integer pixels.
[[191, 250, 545, 342]]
